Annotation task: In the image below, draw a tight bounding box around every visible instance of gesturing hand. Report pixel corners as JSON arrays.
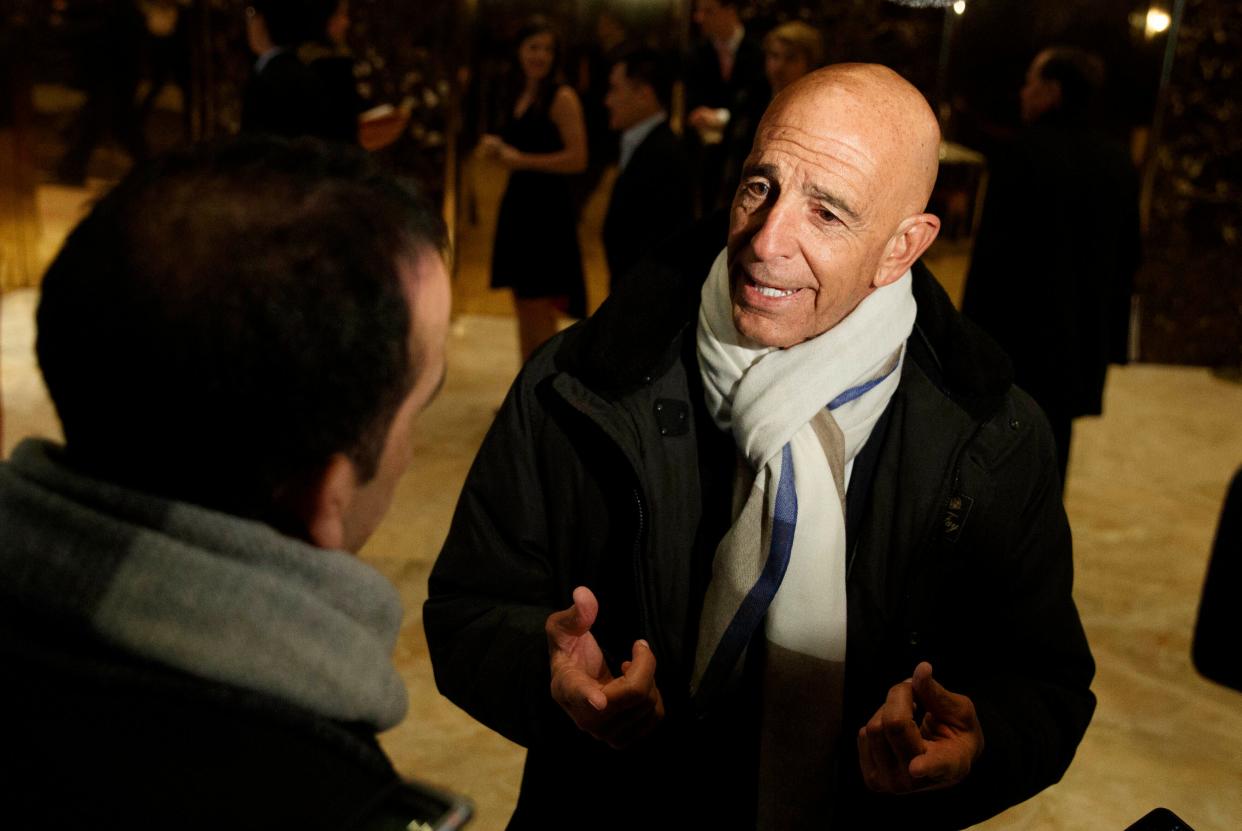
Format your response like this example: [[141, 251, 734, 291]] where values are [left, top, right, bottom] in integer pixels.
[[857, 662, 984, 793], [545, 586, 665, 749]]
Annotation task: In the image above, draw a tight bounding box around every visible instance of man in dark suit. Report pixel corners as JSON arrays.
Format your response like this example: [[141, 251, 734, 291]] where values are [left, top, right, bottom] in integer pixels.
[[602, 48, 692, 292], [962, 47, 1140, 483], [241, 0, 360, 144], [684, 0, 768, 215]]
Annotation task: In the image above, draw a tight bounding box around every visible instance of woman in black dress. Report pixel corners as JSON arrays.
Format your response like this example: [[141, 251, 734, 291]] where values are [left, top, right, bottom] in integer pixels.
[[481, 16, 588, 362]]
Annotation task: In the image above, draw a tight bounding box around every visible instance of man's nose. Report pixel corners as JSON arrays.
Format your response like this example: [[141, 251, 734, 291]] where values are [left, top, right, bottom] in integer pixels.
[[749, 198, 798, 261]]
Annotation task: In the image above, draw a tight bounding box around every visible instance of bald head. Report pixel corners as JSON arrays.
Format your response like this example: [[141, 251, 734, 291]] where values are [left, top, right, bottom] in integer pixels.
[[726, 62, 943, 348], [765, 63, 941, 221]]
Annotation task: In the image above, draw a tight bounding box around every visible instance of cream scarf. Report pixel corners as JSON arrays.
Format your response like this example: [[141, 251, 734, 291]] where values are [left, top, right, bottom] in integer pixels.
[[693, 247, 916, 826]]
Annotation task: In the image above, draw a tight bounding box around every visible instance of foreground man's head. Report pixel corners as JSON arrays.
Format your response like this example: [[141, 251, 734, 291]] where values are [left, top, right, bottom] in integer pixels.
[[36, 136, 450, 552], [727, 63, 942, 348]]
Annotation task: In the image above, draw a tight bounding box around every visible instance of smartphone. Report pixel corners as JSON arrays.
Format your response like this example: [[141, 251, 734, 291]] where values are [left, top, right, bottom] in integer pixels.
[[360, 777, 474, 831], [1124, 808, 1195, 831]]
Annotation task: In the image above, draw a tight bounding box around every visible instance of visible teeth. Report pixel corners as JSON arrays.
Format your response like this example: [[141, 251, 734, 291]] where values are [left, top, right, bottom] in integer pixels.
[[756, 285, 795, 298]]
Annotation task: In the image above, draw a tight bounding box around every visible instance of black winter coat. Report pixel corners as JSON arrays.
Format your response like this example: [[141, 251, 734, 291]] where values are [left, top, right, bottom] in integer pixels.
[[425, 219, 1095, 829], [962, 116, 1140, 420]]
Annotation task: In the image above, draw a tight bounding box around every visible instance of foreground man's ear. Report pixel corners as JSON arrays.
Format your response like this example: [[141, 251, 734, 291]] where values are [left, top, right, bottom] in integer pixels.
[[875, 213, 941, 288], [302, 453, 357, 551]]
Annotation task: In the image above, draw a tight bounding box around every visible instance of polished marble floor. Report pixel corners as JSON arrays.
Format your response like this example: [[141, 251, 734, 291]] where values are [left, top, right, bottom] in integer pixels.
[[2, 167, 1241, 830]]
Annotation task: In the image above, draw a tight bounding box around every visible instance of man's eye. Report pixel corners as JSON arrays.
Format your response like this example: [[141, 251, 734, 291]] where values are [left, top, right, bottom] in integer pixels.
[[815, 207, 839, 223], [742, 180, 770, 199]]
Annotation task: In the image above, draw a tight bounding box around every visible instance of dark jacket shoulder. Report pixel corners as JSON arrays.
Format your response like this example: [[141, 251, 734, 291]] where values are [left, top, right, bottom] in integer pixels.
[[603, 121, 694, 291], [0, 618, 401, 829]]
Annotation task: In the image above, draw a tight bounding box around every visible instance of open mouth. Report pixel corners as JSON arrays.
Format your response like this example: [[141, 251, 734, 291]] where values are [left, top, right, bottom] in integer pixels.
[[739, 270, 802, 301], [753, 283, 796, 298]]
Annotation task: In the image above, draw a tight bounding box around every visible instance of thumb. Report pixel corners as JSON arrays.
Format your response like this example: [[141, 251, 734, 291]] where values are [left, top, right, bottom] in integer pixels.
[[912, 662, 962, 718], [547, 586, 599, 641]]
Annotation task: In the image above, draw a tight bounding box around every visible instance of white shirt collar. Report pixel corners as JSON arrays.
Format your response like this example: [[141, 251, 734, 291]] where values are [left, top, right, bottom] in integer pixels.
[[254, 46, 286, 75]]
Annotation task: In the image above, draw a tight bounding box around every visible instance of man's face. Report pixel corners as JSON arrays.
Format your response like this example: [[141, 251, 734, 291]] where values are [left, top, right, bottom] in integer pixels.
[[326, 0, 350, 45], [605, 63, 654, 131], [765, 41, 810, 95], [693, 0, 735, 41], [341, 246, 451, 552], [1020, 52, 1059, 124], [726, 88, 899, 349]]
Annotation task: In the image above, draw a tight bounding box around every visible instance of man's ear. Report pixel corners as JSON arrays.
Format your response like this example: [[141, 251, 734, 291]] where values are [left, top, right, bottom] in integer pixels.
[[874, 213, 941, 288], [301, 453, 357, 551], [1047, 79, 1064, 112]]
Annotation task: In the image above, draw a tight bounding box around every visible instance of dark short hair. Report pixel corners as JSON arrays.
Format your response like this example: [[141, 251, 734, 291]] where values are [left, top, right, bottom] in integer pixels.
[[612, 47, 675, 112], [252, 0, 336, 46], [1037, 46, 1105, 121], [36, 136, 446, 521]]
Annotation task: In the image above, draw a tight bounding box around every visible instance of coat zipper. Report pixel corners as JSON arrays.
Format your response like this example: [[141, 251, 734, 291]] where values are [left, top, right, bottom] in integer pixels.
[[550, 376, 664, 663], [629, 483, 660, 659]]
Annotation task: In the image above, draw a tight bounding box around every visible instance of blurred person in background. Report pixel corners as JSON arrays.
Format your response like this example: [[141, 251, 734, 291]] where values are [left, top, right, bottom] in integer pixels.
[[685, 0, 767, 215], [962, 46, 1140, 484], [720, 20, 825, 209], [53, 0, 148, 185], [242, 0, 406, 150], [481, 15, 588, 362], [763, 20, 825, 96], [601, 47, 691, 293], [242, 0, 353, 142], [573, 7, 636, 213], [135, 0, 192, 143]]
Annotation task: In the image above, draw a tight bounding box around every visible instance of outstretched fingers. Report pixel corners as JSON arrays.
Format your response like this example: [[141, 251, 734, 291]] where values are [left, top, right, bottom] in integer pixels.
[[594, 640, 666, 748]]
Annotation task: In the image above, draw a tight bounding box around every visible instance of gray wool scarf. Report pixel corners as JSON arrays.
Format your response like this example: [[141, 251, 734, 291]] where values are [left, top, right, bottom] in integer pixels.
[[0, 439, 408, 730]]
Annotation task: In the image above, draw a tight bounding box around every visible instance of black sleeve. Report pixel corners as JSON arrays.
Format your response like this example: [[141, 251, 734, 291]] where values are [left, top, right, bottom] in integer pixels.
[[421, 356, 579, 750], [894, 393, 1097, 829], [964, 409, 1095, 821]]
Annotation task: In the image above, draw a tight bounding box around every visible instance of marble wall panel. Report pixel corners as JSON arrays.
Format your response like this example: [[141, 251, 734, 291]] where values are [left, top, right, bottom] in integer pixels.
[[1139, 0, 1242, 366]]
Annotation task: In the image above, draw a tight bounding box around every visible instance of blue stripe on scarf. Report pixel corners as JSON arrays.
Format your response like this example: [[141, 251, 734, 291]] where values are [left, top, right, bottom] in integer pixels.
[[692, 364, 898, 711], [827, 374, 887, 410], [694, 443, 798, 704]]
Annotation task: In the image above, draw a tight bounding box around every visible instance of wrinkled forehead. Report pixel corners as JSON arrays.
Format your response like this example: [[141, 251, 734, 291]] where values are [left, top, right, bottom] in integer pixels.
[[751, 89, 884, 188], [754, 73, 936, 205], [754, 116, 876, 173], [761, 80, 904, 160]]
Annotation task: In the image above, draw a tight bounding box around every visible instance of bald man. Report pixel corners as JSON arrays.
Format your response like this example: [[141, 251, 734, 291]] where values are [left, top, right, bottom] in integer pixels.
[[427, 64, 1095, 829]]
